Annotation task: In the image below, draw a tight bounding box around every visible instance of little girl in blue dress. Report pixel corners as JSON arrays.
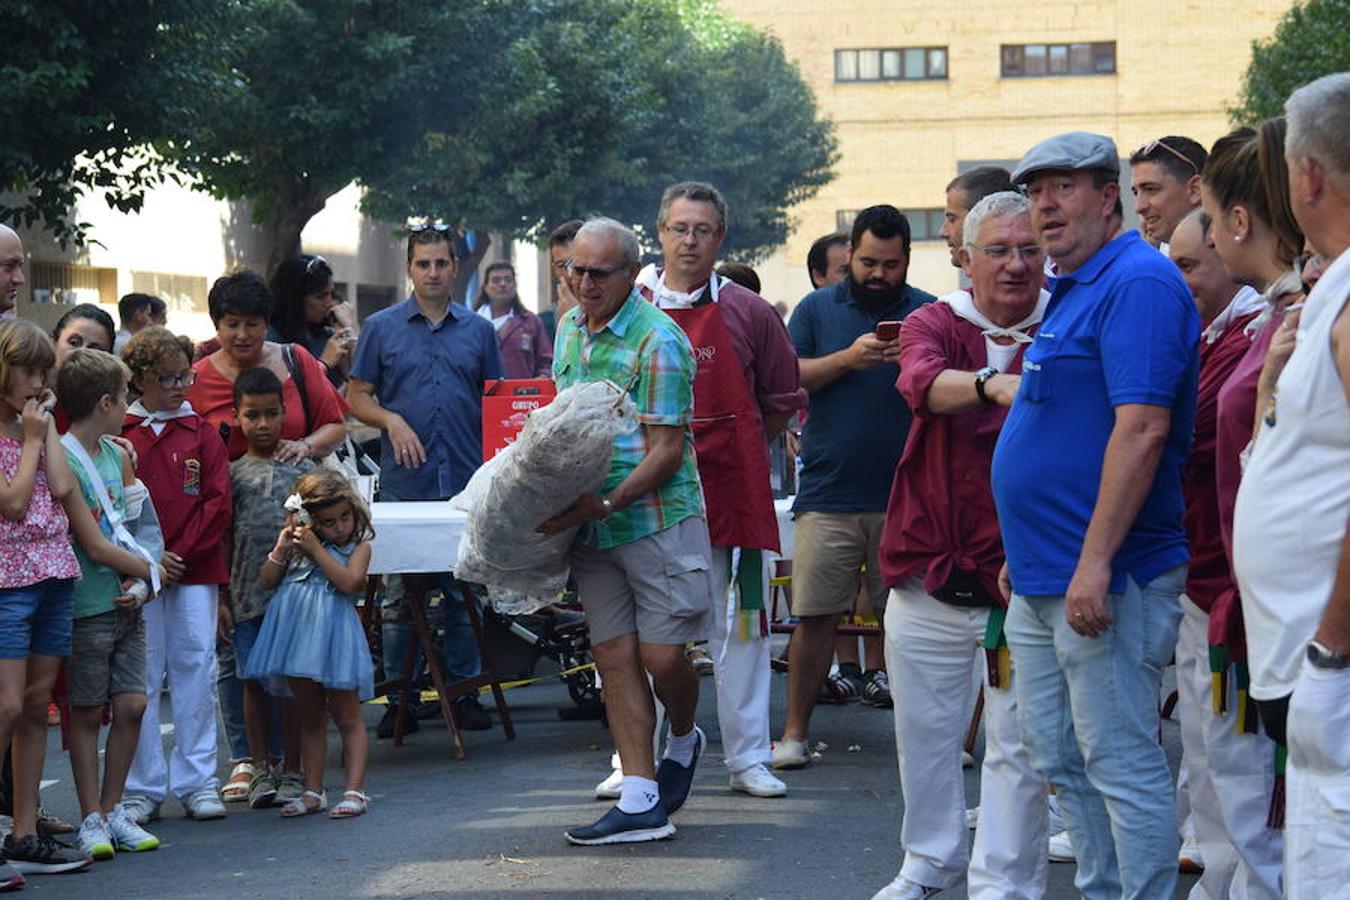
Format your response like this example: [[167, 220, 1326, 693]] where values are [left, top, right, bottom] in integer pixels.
[[244, 468, 374, 819]]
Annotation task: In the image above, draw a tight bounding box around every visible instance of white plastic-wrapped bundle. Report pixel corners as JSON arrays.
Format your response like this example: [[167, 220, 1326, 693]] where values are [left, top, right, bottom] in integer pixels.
[[451, 379, 638, 613]]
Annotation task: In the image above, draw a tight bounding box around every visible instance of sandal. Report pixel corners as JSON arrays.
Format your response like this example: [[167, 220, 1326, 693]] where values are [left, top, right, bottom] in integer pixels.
[[279, 789, 327, 818], [222, 761, 256, 803], [328, 790, 370, 819]]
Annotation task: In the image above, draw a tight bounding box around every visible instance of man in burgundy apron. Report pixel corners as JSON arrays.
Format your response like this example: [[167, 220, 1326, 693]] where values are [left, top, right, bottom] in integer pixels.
[[637, 182, 805, 799]]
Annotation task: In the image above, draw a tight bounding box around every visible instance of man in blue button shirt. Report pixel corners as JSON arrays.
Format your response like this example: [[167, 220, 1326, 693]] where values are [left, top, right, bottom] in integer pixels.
[[772, 206, 934, 770], [349, 225, 503, 736], [991, 133, 1199, 900]]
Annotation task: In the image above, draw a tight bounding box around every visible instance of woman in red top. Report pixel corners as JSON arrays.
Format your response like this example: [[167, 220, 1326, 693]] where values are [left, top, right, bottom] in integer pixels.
[[187, 271, 347, 462]]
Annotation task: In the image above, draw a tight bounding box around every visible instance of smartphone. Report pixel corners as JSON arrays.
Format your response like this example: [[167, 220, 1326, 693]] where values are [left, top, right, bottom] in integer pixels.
[[875, 320, 902, 342]]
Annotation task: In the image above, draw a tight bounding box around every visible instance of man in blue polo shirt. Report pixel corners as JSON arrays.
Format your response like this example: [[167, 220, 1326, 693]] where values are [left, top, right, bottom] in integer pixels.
[[991, 133, 1199, 900], [772, 205, 934, 770], [349, 224, 503, 736]]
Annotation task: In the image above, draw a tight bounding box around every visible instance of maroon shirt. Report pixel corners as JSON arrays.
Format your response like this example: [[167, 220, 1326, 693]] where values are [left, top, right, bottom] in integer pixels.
[[1182, 310, 1260, 612], [878, 301, 1035, 604], [491, 309, 553, 380]]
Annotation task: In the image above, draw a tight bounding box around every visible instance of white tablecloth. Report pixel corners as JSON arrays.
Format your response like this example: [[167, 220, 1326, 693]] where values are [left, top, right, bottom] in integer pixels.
[[368, 498, 797, 576]]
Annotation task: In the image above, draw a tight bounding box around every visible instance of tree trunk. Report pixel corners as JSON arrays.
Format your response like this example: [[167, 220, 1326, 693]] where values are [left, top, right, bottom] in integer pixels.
[[264, 188, 331, 281]]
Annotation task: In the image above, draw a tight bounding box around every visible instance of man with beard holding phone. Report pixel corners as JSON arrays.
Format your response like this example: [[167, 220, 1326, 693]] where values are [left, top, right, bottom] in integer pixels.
[[773, 206, 935, 769]]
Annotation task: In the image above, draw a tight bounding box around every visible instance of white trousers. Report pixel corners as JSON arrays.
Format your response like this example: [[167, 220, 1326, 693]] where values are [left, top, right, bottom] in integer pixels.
[[1284, 658, 1350, 899], [126, 583, 220, 802], [707, 546, 773, 773], [885, 581, 1048, 898], [1176, 596, 1282, 900]]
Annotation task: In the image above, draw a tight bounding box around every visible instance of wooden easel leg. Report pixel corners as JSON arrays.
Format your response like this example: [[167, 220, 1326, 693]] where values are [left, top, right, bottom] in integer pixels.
[[460, 583, 515, 741], [411, 583, 466, 759]]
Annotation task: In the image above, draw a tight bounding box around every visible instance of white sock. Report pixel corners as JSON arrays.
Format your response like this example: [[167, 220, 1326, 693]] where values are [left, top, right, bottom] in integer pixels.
[[663, 725, 700, 767], [616, 776, 659, 814]]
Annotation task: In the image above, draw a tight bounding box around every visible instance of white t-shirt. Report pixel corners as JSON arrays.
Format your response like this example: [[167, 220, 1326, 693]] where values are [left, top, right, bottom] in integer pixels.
[[1232, 248, 1350, 700]]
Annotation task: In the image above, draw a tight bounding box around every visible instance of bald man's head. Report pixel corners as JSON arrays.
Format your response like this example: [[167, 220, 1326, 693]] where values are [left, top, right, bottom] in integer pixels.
[[0, 226, 25, 316]]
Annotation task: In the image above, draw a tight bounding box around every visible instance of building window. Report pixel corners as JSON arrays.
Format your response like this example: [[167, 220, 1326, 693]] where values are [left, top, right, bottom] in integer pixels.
[[131, 271, 209, 313], [902, 209, 945, 242], [29, 262, 118, 306], [1001, 42, 1115, 77], [837, 209, 944, 242], [835, 47, 948, 82]]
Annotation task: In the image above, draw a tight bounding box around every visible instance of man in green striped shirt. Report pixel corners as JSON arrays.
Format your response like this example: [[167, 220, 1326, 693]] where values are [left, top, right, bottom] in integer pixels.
[[539, 218, 713, 846]]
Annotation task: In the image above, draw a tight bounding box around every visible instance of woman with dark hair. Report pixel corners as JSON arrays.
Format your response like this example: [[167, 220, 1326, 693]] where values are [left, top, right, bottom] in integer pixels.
[[471, 261, 551, 379], [1183, 117, 1305, 900], [266, 254, 354, 389], [52, 304, 115, 367], [187, 270, 347, 462]]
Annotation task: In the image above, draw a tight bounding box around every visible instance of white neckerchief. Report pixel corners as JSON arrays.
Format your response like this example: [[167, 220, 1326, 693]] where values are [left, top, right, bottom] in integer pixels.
[[637, 264, 723, 309], [1202, 285, 1264, 344], [1244, 268, 1305, 338], [938, 288, 1049, 344], [127, 400, 195, 436]]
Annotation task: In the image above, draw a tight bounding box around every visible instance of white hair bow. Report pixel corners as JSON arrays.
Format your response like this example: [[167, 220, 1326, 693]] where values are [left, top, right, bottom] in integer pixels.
[[284, 493, 310, 525]]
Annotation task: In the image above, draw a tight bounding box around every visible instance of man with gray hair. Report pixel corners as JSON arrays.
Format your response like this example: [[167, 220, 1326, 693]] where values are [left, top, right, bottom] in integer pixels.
[[1232, 71, 1350, 896], [871, 192, 1050, 900], [629, 181, 804, 802], [539, 217, 714, 845], [992, 132, 1199, 899]]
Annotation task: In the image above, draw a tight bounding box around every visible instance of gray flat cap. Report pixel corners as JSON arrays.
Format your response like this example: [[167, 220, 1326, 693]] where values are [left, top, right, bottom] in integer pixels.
[[1012, 131, 1120, 185]]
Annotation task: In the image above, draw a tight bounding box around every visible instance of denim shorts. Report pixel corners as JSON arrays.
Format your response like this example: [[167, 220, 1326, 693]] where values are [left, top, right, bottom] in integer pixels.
[[67, 607, 147, 706], [232, 615, 265, 679], [0, 578, 76, 659]]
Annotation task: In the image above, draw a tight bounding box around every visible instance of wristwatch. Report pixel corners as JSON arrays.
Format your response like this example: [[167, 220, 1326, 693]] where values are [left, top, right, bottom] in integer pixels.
[[1307, 639, 1350, 669], [974, 366, 999, 404]]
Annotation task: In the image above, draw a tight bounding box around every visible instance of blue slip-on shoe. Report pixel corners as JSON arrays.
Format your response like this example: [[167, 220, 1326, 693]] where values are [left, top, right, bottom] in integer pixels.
[[564, 804, 675, 846], [657, 725, 706, 816]]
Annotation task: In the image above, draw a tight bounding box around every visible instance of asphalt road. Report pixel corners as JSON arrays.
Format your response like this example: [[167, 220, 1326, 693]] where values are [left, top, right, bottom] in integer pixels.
[[24, 657, 1196, 899]]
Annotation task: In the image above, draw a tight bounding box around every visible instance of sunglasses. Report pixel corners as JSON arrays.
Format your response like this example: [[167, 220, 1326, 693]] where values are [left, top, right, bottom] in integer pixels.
[[304, 254, 329, 274], [1136, 139, 1198, 174], [408, 222, 452, 235]]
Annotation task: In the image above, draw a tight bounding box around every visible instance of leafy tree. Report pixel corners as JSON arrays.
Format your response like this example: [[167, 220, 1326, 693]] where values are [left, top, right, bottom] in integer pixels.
[[361, 0, 837, 262], [0, 0, 222, 246], [1230, 0, 1350, 124], [158, 0, 468, 276]]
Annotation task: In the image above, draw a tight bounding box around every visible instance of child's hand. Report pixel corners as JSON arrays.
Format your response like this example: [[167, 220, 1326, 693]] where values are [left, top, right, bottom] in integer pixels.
[[113, 578, 138, 608], [293, 525, 322, 555], [21, 399, 49, 443], [275, 525, 298, 552], [217, 601, 234, 644], [162, 552, 186, 585], [109, 435, 139, 468]]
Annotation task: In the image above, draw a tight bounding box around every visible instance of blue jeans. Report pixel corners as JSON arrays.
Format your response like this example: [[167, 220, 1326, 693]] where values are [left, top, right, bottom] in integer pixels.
[[216, 628, 283, 762], [1005, 565, 1185, 900], [381, 573, 481, 706]]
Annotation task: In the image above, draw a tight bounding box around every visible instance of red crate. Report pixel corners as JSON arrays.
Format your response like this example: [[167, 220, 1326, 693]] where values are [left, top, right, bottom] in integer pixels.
[[482, 379, 557, 461]]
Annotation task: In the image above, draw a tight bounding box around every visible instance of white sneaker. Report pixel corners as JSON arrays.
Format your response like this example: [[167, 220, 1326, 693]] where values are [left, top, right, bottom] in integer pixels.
[[594, 767, 623, 800], [107, 805, 159, 852], [965, 806, 979, 829], [1048, 829, 1076, 862], [730, 764, 787, 797], [870, 874, 941, 900], [120, 794, 160, 826], [770, 738, 811, 770], [75, 812, 113, 861], [182, 788, 226, 820], [1179, 834, 1204, 873], [1047, 794, 1066, 834]]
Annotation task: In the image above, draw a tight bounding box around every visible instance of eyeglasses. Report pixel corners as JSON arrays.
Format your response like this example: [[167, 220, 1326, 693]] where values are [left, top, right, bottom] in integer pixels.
[[970, 244, 1045, 263], [156, 370, 197, 389], [408, 222, 452, 235], [1135, 139, 1199, 174], [663, 223, 719, 242], [566, 262, 625, 283]]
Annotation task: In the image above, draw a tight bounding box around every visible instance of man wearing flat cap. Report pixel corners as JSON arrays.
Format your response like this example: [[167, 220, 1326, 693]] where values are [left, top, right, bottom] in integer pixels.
[[990, 131, 1200, 899]]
